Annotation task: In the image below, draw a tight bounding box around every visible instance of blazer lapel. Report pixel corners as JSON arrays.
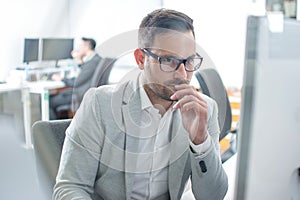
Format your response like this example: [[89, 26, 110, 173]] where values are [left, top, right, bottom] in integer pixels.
[[168, 110, 190, 199], [120, 74, 143, 199]]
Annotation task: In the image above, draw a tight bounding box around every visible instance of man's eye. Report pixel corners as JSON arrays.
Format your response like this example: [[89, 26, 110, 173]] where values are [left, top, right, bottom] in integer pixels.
[[187, 58, 194, 65], [164, 57, 173, 63]]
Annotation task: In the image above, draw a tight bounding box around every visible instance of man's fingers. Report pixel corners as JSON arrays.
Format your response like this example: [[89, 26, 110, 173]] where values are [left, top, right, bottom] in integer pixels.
[[173, 95, 207, 110], [170, 87, 196, 100]]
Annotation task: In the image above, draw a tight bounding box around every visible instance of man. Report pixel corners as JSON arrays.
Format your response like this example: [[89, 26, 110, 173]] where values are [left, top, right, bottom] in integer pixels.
[[49, 37, 102, 119], [54, 9, 228, 199]]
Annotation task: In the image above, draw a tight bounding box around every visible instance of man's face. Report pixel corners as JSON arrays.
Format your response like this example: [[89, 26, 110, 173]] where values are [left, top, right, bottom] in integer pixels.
[[78, 40, 90, 56], [142, 30, 196, 101]]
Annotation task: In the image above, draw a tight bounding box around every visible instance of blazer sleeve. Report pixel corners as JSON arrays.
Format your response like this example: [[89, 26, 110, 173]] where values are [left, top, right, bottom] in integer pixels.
[[190, 98, 228, 200], [53, 88, 104, 199]]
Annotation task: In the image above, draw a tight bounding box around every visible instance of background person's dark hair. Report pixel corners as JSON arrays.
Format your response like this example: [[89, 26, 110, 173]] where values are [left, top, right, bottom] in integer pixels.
[[82, 37, 96, 50], [138, 8, 195, 48]]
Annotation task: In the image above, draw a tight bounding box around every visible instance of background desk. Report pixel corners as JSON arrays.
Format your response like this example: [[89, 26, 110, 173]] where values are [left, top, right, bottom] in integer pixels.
[[0, 83, 31, 147], [0, 84, 23, 93], [26, 81, 65, 121], [0, 81, 65, 148]]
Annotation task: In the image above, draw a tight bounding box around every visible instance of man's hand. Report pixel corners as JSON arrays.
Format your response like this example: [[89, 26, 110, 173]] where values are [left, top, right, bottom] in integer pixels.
[[170, 84, 208, 145], [51, 73, 62, 81], [71, 50, 84, 64]]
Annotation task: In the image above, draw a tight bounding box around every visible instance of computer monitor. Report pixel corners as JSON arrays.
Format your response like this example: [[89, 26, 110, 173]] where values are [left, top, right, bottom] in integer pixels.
[[23, 38, 39, 64], [41, 38, 74, 63], [234, 15, 300, 199]]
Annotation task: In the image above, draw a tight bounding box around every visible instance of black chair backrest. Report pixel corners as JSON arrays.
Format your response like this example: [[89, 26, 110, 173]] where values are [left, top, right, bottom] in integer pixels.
[[71, 57, 117, 113], [195, 68, 232, 141], [91, 57, 117, 87], [32, 119, 71, 199]]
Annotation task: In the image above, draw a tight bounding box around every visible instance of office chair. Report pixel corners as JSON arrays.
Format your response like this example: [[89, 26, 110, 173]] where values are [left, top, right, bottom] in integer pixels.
[[56, 57, 116, 117], [71, 57, 116, 112], [90, 57, 116, 87], [32, 119, 71, 199], [195, 68, 237, 162]]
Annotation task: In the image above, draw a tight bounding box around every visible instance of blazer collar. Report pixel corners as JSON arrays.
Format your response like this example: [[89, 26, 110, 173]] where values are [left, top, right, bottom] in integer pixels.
[[120, 71, 144, 199]]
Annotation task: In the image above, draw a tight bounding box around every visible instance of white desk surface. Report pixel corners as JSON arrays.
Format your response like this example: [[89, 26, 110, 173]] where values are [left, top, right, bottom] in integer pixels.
[[26, 80, 65, 92], [0, 83, 24, 93], [0, 81, 65, 93]]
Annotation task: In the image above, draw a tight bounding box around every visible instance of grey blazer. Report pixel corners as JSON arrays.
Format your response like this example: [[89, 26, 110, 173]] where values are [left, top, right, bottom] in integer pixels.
[[53, 72, 228, 200]]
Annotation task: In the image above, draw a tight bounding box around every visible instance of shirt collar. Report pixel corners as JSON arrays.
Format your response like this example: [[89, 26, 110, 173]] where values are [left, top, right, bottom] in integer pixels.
[[83, 52, 96, 62], [139, 82, 153, 111]]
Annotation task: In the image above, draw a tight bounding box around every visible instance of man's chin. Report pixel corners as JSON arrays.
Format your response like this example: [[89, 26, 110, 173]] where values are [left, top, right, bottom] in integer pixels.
[[146, 83, 174, 101]]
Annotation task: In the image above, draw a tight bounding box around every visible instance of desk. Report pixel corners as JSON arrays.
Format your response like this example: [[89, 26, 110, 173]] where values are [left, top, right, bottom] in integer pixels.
[[26, 81, 65, 121], [0, 83, 31, 148], [0, 84, 23, 92], [0, 81, 65, 148]]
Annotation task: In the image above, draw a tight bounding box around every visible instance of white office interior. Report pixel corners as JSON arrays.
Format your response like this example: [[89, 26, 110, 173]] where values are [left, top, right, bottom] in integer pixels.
[[0, 0, 299, 199]]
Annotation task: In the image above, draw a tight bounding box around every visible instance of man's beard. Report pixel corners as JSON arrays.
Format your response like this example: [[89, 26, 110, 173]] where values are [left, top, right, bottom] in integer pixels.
[[145, 78, 190, 101]]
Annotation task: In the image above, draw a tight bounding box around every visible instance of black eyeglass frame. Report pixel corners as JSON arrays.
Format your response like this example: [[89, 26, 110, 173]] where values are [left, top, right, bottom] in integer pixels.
[[142, 48, 203, 72]]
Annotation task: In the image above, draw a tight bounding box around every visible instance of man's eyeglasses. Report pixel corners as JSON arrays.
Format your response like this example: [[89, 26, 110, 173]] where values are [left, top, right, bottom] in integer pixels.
[[142, 48, 203, 72]]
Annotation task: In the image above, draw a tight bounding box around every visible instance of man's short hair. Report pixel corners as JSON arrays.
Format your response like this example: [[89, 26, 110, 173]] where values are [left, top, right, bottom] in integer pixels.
[[82, 37, 96, 50], [138, 8, 195, 48]]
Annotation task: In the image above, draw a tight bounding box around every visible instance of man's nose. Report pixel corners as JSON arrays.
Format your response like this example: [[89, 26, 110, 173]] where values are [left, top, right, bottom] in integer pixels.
[[175, 63, 187, 79]]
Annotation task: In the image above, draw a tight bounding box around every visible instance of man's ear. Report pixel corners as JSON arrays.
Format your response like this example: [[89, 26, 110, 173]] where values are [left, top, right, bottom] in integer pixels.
[[134, 48, 145, 70]]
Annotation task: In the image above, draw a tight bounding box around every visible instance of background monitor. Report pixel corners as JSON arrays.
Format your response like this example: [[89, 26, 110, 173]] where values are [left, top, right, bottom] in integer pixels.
[[234, 15, 300, 199], [41, 38, 74, 61], [23, 38, 39, 63]]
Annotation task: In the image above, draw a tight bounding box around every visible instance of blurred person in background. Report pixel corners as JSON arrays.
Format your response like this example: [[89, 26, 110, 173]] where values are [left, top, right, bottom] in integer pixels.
[[49, 37, 101, 120]]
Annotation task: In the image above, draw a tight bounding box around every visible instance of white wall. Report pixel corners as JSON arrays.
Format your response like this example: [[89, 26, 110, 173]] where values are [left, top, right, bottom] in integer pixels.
[[163, 0, 250, 88], [0, 0, 70, 81], [68, 0, 162, 54]]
